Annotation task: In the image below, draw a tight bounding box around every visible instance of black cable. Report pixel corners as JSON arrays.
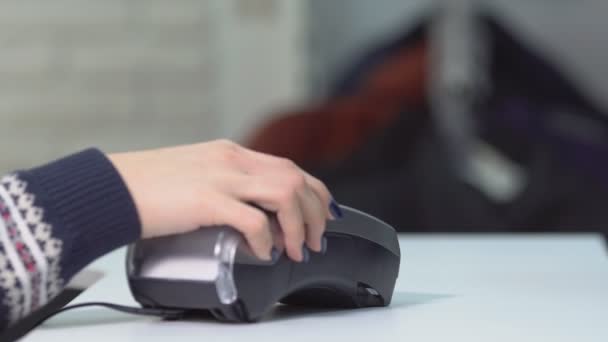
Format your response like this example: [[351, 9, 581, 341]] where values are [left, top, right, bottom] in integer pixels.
[[35, 302, 187, 327]]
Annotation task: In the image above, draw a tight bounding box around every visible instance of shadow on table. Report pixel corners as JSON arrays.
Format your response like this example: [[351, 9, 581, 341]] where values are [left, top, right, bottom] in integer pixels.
[[2, 289, 150, 341], [263, 291, 454, 322], [173, 291, 454, 324], [27, 291, 454, 333], [34, 308, 150, 329]]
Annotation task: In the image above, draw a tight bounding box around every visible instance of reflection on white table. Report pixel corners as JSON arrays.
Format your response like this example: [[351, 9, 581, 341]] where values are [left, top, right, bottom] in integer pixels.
[[26, 234, 608, 342]]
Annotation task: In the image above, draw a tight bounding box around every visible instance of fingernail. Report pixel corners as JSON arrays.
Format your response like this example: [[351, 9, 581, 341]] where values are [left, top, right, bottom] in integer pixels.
[[330, 199, 344, 219], [321, 236, 328, 254], [271, 247, 280, 263], [301, 245, 310, 263]]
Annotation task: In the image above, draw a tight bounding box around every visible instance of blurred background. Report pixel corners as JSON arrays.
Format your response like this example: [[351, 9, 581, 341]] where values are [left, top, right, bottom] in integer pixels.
[[0, 0, 308, 171], [1, 0, 608, 233]]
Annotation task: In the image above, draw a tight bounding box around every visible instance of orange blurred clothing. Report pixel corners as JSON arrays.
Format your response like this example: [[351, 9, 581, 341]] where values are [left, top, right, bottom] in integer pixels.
[[247, 42, 428, 167]]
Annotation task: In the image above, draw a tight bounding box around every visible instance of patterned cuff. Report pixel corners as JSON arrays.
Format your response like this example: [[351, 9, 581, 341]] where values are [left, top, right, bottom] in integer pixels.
[[0, 174, 62, 323]]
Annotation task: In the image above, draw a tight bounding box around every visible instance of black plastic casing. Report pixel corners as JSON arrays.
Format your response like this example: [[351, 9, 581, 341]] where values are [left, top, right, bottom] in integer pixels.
[[127, 206, 401, 322]]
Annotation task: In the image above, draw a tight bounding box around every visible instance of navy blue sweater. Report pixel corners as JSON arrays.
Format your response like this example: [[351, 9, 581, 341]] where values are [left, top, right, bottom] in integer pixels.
[[0, 148, 141, 328]]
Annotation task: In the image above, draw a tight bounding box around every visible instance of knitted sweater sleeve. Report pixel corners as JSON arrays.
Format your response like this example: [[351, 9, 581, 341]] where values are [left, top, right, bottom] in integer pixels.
[[0, 148, 141, 329]]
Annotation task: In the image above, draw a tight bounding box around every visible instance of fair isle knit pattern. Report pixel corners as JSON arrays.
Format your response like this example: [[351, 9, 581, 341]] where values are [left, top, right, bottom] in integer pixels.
[[0, 174, 63, 325]]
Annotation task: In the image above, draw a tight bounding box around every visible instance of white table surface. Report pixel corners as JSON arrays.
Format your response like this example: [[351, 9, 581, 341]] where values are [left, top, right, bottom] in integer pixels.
[[25, 234, 608, 341]]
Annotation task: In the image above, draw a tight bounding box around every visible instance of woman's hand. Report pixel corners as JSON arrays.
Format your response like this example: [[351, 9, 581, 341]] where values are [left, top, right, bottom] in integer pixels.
[[108, 140, 336, 262]]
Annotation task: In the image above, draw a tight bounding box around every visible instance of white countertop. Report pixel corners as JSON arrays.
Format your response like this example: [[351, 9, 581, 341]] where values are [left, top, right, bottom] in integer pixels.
[[25, 234, 608, 341]]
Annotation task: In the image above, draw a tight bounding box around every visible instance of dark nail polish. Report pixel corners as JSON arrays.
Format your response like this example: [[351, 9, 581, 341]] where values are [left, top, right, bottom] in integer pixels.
[[330, 200, 344, 219], [321, 236, 328, 254], [301, 245, 310, 263], [271, 247, 280, 263]]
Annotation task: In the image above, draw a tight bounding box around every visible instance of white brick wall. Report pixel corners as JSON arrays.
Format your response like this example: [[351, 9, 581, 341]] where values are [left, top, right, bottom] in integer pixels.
[[0, 0, 307, 172]]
